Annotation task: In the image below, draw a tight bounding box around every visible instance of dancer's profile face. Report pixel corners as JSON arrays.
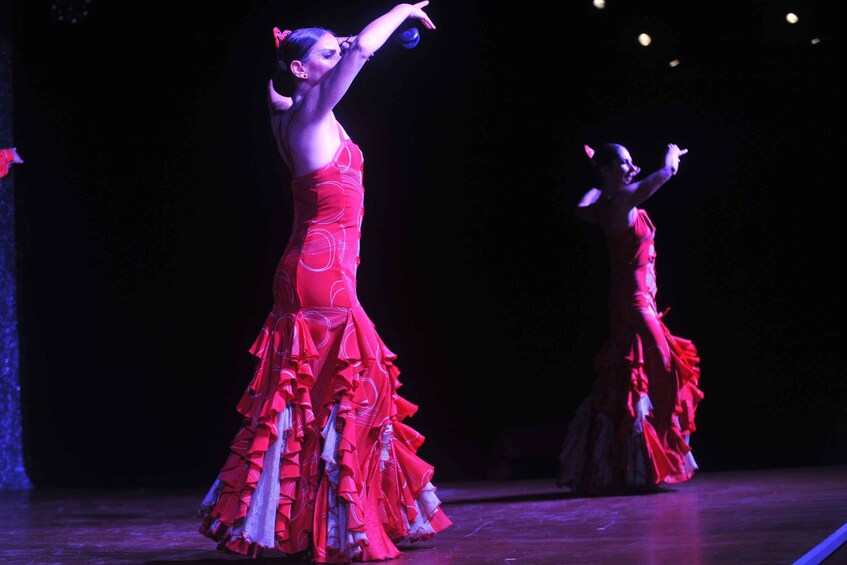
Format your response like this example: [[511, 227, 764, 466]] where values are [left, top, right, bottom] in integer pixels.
[[302, 33, 343, 83], [610, 147, 641, 187]]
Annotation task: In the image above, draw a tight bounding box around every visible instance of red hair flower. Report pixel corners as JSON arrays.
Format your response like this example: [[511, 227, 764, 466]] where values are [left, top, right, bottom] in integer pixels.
[[273, 27, 292, 48]]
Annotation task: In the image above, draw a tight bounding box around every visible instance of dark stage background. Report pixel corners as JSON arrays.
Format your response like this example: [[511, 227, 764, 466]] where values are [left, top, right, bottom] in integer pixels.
[[7, 0, 844, 488]]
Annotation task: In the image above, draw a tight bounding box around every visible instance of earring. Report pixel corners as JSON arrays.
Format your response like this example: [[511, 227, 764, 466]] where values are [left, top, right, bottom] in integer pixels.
[[301, 74, 308, 79]]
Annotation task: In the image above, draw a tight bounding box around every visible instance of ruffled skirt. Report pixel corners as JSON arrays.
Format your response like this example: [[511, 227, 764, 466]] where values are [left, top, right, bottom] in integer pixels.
[[198, 305, 452, 562], [557, 315, 704, 495]]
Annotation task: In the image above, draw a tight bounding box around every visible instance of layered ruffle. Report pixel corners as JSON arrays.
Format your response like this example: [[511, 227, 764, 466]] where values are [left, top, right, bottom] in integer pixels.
[[557, 314, 704, 495], [198, 305, 451, 562]]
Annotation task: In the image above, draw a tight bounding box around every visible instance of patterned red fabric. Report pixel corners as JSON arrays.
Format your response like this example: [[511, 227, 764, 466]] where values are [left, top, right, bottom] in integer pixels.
[[198, 127, 451, 561], [557, 208, 704, 495]]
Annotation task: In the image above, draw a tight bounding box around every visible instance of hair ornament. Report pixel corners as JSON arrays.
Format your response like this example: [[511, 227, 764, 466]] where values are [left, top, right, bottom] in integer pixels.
[[273, 27, 292, 48]]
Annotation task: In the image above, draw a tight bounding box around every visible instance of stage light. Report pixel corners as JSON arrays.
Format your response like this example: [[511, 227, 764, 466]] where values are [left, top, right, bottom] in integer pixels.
[[638, 33, 652, 47]]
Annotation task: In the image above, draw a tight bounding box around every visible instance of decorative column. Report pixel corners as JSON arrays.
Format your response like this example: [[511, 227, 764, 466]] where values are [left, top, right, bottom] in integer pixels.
[[0, 0, 33, 491]]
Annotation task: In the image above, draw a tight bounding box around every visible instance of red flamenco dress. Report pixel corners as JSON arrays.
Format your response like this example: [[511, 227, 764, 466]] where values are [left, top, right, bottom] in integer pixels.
[[557, 208, 704, 495], [198, 125, 452, 561]]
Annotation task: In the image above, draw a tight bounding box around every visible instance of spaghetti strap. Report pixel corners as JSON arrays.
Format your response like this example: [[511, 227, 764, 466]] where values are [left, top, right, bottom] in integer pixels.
[[282, 121, 347, 176]]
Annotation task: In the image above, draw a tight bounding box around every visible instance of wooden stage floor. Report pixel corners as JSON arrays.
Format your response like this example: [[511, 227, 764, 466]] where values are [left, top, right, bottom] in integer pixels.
[[1, 465, 845, 564]]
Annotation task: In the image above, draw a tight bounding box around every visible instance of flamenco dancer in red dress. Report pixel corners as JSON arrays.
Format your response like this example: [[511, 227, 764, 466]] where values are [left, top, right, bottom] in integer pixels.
[[557, 142, 704, 496], [197, 3, 451, 562]]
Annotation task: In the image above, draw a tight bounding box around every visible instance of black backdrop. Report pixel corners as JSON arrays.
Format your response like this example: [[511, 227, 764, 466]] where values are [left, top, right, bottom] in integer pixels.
[[8, 0, 844, 488]]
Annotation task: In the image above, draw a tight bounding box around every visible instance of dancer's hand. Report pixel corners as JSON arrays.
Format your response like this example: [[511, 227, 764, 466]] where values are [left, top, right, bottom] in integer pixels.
[[407, 1, 436, 30], [665, 143, 687, 175]]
